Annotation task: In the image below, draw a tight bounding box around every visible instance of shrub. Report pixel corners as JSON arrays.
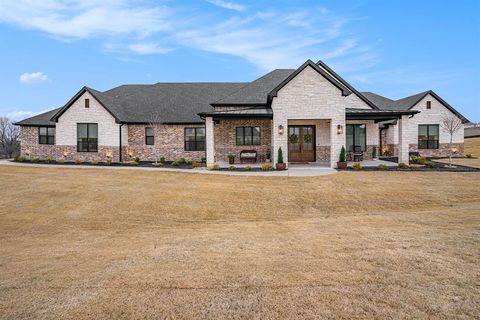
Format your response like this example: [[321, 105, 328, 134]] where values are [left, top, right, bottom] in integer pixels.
[[425, 161, 435, 168], [57, 159, 65, 164], [134, 156, 140, 163], [106, 159, 112, 165], [352, 162, 362, 171], [178, 158, 186, 164], [466, 154, 473, 158], [45, 158, 53, 164], [261, 163, 273, 171], [191, 162, 201, 168], [277, 147, 284, 164], [211, 164, 220, 170], [130, 161, 139, 166], [14, 155, 25, 162], [228, 154, 235, 161], [201, 156, 206, 163], [160, 156, 165, 163], [244, 166, 252, 171], [185, 159, 193, 165], [171, 161, 179, 167], [228, 165, 236, 171], [415, 157, 427, 165], [339, 146, 346, 162], [75, 159, 81, 165], [91, 160, 98, 165], [372, 146, 377, 159], [31, 158, 40, 163], [377, 164, 388, 170], [398, 162, 409, 169]]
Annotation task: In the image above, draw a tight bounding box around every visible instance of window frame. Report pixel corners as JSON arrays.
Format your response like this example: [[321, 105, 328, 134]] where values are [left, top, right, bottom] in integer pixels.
[[418, 124, 439, 149], [426, 101, 431, 109], [85, 98, 90, 108], [38, 127, 55, 145], [235, 126, 261, 146], [346, 124, 367, 152], [184, 127, 206, 151], [145, 127, 154, 145], [77, 123, 98, 152]]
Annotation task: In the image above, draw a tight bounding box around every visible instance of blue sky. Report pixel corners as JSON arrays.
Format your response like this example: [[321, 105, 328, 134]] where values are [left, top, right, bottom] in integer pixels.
[[0, 0, 479, 122]]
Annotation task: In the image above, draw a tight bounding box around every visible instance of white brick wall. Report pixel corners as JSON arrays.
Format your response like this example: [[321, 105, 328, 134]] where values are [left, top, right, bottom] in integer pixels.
[[271, 65, 346, 167], [56, 91, 121, 147]]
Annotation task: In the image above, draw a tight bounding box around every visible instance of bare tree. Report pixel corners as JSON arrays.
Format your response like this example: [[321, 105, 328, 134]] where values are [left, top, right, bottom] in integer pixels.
[[440, 115, 463, 167], [147, 112, 163, 164], [0, 117, 21, 159]]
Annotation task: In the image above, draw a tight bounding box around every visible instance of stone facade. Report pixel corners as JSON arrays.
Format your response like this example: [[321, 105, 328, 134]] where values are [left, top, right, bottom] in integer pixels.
[[409, 143, 464, 158], [126, 124, 206, 162], [316, 146, 330, 162], [213, 119, 272, 163]]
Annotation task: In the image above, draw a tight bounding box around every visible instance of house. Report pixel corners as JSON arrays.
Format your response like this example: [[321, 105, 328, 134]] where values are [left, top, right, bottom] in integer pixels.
[[15, 59, 469, 168]]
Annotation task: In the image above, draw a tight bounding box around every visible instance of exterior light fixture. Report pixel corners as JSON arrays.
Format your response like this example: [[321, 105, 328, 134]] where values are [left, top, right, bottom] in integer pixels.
[[278, 125, 284, 135], [337, 124, 343, 134]]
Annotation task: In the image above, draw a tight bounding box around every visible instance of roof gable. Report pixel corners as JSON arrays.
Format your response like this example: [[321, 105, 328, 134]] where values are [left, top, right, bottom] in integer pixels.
[[268, 60, 351, 103]]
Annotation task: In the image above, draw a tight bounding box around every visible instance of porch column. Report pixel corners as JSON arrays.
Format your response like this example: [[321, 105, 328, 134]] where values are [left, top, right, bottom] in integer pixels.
[[398, 115, 410, 164], [331, 118, 345, 168], [205, 117, 215, 166]]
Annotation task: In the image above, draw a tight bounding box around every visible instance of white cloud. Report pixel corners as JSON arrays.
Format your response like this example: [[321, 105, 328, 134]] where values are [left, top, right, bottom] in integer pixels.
[[127, 43, 173, 55], [19, 72, 48, 84], [206, 0, 246, 12]]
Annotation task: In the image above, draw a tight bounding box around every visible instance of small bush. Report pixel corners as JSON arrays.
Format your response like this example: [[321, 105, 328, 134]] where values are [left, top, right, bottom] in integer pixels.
[[171, 161, 179, 167], [90, 160, 98, 165], [466, 154, 473, 158], [185, 159, 193, 165], [191, 162, 201, 168], [201, 156, 206, 163], [45, 158, 53, 164], [160, 156, 165, 163], [14, 155, 25, 162], [178, 158, 186, 164], [31, 158, 40, 163], [106, 159, 112, 165], [261, 163, 274, 171], [211, 164, 220, 170], [130, 161, 139, 166], [425, 161, 435, 168], [228, 165, 236, 171], [75, 159, 81, 165], [415, 157, 427, 165], [377, 164, 388, 170], [398, 162, 409, 169], [57, 159, 65, 164], [352, 162, 362, 171], [244, 166, 252, 171]]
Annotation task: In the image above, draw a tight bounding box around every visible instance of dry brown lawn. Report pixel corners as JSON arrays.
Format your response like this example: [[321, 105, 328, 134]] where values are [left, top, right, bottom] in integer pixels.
[[0, 166, 479, 319], [436, 137, 480, 168]]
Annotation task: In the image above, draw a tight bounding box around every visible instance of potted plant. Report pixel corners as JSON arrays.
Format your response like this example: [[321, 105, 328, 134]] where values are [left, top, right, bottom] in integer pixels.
[[266, 150, 271, 163], [372, 146, 377, 160], [337, 146, 347, 170], [227, 153, 235, 164], [276, 147, 286, 170]]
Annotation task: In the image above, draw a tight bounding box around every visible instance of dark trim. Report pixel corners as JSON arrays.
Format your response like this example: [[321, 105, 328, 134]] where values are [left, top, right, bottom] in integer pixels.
[[405, 90, 469, 123], [51, 86, 121, 123], [15, 124, 56, 127], [77, 123, 98, 153], [418, 124, 439, 149], [184, 127, 206, 152], [120, 121, 205, 125], [210, 103, 267, 107], [268, 60, 352, 105], [346, 123, 367, 152], [38, 127, 55, 145], [316, 60, 379, 110], [145, 127, 154, 145], [235, 126, 261, 146]]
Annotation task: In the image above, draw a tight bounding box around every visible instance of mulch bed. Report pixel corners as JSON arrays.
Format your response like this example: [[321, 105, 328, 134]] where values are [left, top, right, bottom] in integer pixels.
[[11, 160, 206, 170], [346, 161, 480, 172]]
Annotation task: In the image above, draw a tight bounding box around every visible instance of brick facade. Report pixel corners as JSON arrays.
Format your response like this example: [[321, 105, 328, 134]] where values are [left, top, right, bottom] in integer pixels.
[[213, 119, 272, 163], [409, 143, 464, 158]]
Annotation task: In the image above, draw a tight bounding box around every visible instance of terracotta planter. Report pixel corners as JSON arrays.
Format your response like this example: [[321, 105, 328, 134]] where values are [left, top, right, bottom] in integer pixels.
[[337, 161, 347, 170], [276, 163, 287, 170]]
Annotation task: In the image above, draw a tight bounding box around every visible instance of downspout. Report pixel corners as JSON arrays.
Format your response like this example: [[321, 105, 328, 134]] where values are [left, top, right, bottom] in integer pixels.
[[119, 123, 124, 163]]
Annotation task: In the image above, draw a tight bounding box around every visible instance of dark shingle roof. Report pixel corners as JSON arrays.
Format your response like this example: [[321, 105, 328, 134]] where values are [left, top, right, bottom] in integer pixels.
[[213, 69, 295, 105], [361, 90, 469, 123], [199, 107, 273, 118], [14, 108, 61, 126]]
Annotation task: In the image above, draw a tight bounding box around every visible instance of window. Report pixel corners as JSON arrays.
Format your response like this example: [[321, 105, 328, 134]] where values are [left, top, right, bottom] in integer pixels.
[[39, 127, 55, 145], [145, 127, 154, 145], [346, 124, 366, 152], [184, 127, 205, 151], [77, 123, 98, 152], [426, 101, 431, 109], [236, 127, 261, 145], [85, 98, 90, 108], [418, 124, 439, 149]]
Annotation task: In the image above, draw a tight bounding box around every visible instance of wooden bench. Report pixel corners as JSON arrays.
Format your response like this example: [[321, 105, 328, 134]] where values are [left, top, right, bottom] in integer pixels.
[[240, 150, 257, 163]]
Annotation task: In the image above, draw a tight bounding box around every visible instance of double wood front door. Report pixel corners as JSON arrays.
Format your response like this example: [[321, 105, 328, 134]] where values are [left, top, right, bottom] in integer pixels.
[[288, 125, 315, 162]]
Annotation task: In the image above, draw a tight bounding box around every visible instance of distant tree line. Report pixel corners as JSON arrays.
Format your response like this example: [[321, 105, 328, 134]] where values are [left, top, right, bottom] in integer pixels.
[[0, 117, 20, 159]]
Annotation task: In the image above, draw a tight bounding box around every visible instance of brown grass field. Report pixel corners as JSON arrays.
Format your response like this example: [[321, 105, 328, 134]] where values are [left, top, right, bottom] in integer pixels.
[[436, 137, 480, 168], [1, 154, 479, 318]]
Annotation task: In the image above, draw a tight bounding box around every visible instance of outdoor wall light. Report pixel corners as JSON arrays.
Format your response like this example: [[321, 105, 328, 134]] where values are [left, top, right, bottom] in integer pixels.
[[337, 124, 343, 134], [278, 124, 284, 135]]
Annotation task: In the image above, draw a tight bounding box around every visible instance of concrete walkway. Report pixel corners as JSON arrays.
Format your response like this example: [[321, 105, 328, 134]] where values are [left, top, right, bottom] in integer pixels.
[[0, 159, 337, 177]]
